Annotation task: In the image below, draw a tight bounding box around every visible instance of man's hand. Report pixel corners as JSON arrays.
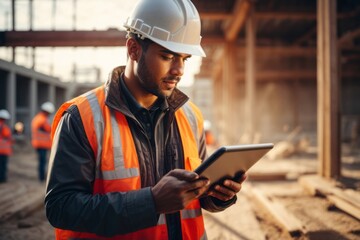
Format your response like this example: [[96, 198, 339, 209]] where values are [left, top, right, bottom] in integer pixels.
[[151, 169, 210, 214], [207, 173, 247, 201]]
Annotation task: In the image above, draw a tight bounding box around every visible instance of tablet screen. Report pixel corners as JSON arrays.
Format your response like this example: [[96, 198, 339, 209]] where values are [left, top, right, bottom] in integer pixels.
[[194, 143, 274, 186]]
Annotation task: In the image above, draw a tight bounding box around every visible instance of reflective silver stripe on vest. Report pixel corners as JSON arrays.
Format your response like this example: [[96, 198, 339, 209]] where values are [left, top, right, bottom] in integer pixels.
[[200, 232, 208, 240], [157, 209, 202, 224], [84, 90, 139, 180], [84, 91, 104, 176], [181, 102, 199, 149], [181, 208, 202, 219], [157, 214, 166, 225], [100, 110, 139, 180]]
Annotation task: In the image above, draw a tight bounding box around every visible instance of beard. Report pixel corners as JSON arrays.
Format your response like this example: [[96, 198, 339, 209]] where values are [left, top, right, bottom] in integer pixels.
[[136, 53, 179, 98]]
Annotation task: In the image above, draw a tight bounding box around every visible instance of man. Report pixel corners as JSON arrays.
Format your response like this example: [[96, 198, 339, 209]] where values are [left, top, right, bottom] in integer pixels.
[[31, 101, 55, 182], [45, 0, 246, 239], [0, 109, 12, 183]]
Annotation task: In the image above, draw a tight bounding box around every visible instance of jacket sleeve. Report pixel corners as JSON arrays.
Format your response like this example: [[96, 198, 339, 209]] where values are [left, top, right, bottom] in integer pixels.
[[197, 129, 237, 212], [45, 106, 158, 237]]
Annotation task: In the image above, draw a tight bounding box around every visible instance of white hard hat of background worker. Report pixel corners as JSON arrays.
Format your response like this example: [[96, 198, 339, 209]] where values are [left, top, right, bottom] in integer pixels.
[[0, 109, 11, 120], [204, 120, 211, 131], [41, 102, 55, 114], [123, 0, 206, 57]]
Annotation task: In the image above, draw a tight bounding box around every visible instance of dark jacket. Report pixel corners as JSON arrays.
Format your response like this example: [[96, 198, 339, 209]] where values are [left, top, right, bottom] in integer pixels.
[[45, 66, 236, 238]]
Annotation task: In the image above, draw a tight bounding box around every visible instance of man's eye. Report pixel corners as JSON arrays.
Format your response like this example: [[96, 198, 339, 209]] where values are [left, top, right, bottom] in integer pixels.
[[162, 55, 174, 61]]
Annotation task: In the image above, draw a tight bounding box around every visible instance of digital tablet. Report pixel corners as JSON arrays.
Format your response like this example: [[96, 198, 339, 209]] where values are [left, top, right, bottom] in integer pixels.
[[194, 143, 274, 187]]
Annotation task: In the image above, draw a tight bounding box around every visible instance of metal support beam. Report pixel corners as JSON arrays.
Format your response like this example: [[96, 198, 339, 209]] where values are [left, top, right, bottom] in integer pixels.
[[0, 30, 127, 47]]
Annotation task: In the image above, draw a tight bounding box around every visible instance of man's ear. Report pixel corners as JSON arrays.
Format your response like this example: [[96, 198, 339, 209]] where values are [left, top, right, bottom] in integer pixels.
[[126, 38, 140, 61]]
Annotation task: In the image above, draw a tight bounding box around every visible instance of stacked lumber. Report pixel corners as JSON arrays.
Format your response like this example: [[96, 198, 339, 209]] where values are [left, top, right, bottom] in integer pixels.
[[299, 174, 360, 220]]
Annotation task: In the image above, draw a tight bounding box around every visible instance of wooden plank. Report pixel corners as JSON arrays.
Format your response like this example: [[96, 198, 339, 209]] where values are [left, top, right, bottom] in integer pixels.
[[250, 187, 304, 237], [299, 175, 360, 219], [327, 195, 360, 220], [299, 175, 360, 208]]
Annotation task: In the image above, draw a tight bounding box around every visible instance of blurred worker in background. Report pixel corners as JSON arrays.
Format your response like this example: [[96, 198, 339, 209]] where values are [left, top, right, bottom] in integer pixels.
[[31, 101, 55, 182], [45, 0, 246, 239], [0, 109, 12, 183], [204, 120, 217, 154], [204, 120, 215, 145], [13, 121, 26, 148]]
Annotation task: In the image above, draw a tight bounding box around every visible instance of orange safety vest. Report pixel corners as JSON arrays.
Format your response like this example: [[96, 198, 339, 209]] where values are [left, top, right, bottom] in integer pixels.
[[31, 112, 52, 149], [51, 86, 207, 240], [0, 122, 12, 156]]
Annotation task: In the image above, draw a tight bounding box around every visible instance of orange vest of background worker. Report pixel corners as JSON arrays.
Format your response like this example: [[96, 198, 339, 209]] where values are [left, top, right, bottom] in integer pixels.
[[0, 109, 12, 183], [51, 86, 206, 240], [31, 102, 55, 182]]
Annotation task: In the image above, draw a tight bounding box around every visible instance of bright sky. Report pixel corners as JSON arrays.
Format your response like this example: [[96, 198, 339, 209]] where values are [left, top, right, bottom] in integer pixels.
[[0, 0, 202, 86]]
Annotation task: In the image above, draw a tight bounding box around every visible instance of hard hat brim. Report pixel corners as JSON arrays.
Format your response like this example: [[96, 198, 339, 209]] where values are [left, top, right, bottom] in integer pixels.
[[147, 36, 206, 57]]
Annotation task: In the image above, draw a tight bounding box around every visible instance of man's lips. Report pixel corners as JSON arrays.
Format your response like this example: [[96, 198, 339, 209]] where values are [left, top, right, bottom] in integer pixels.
[[163, 80, 178, 89], [163, 77, 180, 88]]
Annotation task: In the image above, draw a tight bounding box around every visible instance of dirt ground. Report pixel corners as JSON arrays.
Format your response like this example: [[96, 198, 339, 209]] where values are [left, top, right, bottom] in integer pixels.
[[0, 143, 359, 240], [203, 143, 360, 240]]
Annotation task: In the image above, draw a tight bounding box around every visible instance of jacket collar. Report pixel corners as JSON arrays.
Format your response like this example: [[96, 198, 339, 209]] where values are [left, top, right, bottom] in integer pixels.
[[104, 66, 189, 114]]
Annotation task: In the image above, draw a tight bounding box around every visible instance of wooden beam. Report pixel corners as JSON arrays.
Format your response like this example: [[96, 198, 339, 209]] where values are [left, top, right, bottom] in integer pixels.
[[221, 42, 236, 144], [201, 46, 316, 70], [317, 0, 340, 179], [244, 6, 256, 142], [256, 12, 316, 20], [237, 70, 316, 81], [234, 69, 359, 81], [210, 47, 225, 81], [225, 0, 251, 41], [200, 12, 231, 20], [338, 28, 360, 46], [293, 26, 317, 45], [239, 46, 316, 56]]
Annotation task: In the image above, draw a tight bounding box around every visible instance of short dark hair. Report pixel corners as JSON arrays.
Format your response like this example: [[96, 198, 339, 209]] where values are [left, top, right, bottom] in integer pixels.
[[127, 32, 153, 52]]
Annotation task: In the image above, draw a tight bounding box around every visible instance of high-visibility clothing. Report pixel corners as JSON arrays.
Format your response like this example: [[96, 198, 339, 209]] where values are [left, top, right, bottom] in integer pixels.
[[31, 112, 52, 149], [0, 122, 12, 156], [51, 86, 206, 240]]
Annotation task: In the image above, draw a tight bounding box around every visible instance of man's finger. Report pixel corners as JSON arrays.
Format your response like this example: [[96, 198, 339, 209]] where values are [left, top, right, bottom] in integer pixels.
[[167, 169, 199, 181]]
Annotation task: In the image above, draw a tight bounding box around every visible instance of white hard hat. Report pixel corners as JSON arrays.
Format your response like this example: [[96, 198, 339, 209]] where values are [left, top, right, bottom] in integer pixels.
[[0, 109, 10, 120], [204, 120, 211, 131], [123, 0, 206, 57], [41, 102, 55, 114]]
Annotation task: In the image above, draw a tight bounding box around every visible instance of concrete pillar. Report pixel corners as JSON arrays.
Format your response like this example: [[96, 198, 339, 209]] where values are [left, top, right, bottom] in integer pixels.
[[49, 84, 56, 105], [7, 71, 16, 127], [30, 77, 37, 119]]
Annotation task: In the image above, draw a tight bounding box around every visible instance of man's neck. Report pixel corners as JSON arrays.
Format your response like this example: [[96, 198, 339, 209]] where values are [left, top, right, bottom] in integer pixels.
[[123, 65, 158, 110]]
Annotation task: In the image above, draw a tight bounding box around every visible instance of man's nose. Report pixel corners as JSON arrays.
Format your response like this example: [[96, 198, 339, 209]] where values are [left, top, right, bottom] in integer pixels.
[[170, 59, 185, 76]]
